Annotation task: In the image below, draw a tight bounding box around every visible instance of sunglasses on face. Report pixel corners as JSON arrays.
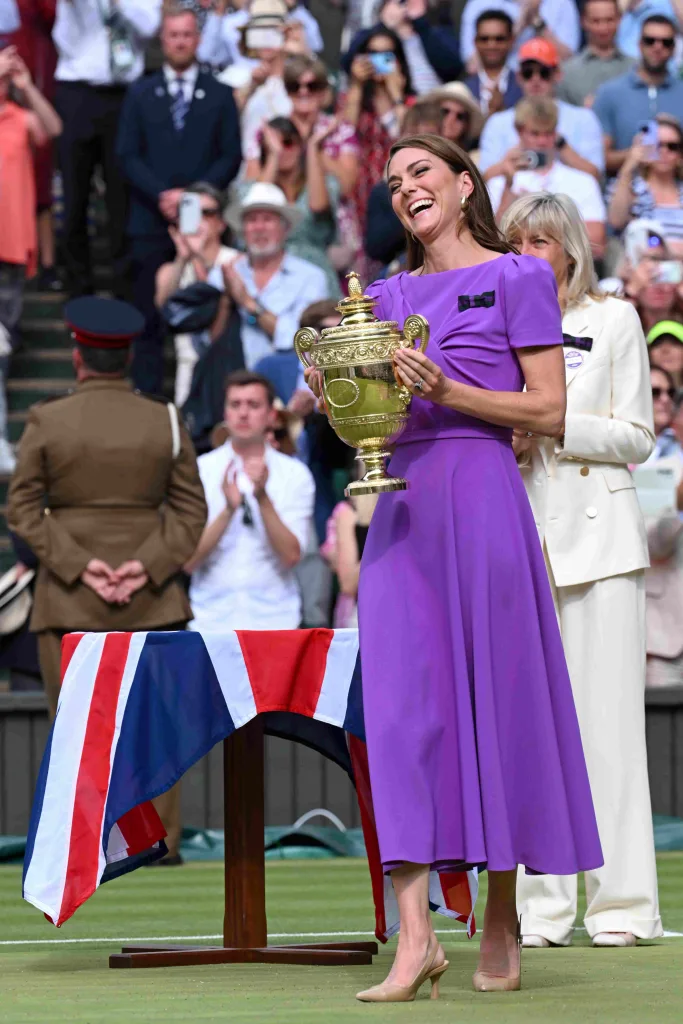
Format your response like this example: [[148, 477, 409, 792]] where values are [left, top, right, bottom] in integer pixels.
[[642, 35, 675, 49], [201, 207, 221, 219], [476, 34, 509, 43], [659, 141, 682, 152], [520, 62, 553, 81], [652, 386, 677, 400], [286, 79, 325, 95], [441, 106, 469, 122]]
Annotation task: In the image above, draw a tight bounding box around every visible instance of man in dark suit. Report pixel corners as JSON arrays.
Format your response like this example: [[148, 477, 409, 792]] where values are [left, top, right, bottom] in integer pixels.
[[464, 10, 522, 118], [117, 5, 242, 395]]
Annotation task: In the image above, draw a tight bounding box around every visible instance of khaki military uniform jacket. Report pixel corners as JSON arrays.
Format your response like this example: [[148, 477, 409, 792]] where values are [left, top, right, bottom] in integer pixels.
[[7, 378, 208, 632]]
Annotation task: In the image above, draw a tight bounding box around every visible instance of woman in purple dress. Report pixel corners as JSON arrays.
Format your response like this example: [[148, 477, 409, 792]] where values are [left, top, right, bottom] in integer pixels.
[[308, 136, 602, 999]]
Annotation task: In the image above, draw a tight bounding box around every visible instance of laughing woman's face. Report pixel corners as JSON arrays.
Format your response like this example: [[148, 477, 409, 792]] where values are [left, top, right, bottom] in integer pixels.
[[387, 147, 471, 248]]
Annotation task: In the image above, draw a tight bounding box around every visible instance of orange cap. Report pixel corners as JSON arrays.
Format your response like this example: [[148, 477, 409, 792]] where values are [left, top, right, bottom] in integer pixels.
[[518, 38, 559, 68]]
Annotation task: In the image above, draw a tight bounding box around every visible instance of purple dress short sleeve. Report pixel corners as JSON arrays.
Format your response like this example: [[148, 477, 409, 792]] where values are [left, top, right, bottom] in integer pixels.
[[504, 255, 564, 349]]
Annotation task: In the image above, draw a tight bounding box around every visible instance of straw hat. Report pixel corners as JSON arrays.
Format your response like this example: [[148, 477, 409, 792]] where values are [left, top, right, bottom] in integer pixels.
[[423, 81, 484, 140], [225, 183, 303, 235]]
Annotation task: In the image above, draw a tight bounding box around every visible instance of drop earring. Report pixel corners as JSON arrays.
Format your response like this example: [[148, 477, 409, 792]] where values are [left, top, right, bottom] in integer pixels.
[[460, 194, 469, 211]]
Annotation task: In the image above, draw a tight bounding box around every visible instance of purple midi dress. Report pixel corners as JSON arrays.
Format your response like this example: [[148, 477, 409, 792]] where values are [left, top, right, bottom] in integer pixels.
[[358, 254, 604, 876]]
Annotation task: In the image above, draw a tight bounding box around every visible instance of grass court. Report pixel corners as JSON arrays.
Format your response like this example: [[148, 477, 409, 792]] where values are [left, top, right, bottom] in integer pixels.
[[1, 855, 683, 1022]]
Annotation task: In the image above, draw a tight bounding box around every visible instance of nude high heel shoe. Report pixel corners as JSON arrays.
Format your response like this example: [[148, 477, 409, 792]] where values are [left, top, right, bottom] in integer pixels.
[[472, 918, 522, 993], [356, 941, 449, 1003]]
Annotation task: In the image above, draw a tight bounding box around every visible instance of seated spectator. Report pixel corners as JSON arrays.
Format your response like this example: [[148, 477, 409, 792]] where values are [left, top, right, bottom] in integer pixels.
[[0, 45, 61, 474], [238, 2, 293, 156], [322, 490, 378, 628], [277, 54, 360, 201], [623, 242, 683, 332], [464, 9, 522, 117], [423, 81, 484, 151], [594, 16, 683, 177], [116, 5, 242, 396], [155, 183, 239, 408], [479, 38, 605, 179], [459, 0, 581, 69], [237, 116, 340, 296], [642, 366, 683, 688], [343, 0, 461, 96], [617, 0, 681, 60], [487, 98, 607, 257], [342, 24, 414, 280], [186, 370, 315, 630], [223, 183, 328, 369], [199, 0, 323, 74], [648, 319, 683, 387], [649, 364, 682, 456], [608, 115, 683, 252], [557, 0, 635, 108], [364, 98, 444, 269]]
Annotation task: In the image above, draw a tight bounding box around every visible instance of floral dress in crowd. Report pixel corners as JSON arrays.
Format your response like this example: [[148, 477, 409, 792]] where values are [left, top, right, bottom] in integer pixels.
[[339, 105, 399, 284], [311, 112, 362, 288]]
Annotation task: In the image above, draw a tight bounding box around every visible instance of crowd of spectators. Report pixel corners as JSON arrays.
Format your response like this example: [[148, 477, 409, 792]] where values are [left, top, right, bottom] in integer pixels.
[[4, 0, 683, 687]]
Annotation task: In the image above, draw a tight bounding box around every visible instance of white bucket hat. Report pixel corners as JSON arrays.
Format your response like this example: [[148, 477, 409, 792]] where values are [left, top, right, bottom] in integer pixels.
[[225, 182, 303, 235]]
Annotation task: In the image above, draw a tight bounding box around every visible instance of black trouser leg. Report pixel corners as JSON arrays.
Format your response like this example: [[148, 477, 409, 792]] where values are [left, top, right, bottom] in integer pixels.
[[55, 83, 99, 298], [129, 237, 176, 396], [99, 89, 130, 299]]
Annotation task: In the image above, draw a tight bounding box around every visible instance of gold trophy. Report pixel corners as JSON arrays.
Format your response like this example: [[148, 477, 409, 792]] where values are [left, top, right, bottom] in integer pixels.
[[294, 272, 429, 495]]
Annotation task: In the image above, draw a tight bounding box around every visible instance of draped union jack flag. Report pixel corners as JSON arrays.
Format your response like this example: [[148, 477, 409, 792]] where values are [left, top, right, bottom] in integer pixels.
[[22, 628, 477, 938]]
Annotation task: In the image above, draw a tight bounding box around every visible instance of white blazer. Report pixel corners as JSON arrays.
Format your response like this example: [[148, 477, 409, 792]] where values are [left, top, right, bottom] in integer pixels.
[[522, 295, 655, 588]]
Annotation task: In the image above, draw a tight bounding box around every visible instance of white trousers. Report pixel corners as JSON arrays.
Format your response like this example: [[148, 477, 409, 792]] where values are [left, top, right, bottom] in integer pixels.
[[517, 569, 663, 943]]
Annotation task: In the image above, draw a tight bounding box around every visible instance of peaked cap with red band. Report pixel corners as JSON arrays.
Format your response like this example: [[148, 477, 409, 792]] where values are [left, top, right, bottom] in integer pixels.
[[65, 297, 145, 350]]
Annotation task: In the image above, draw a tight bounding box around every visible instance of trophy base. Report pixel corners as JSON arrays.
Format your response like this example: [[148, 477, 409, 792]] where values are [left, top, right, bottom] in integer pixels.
[[345, 449, 407, 496], [345, 476, 407, 496]]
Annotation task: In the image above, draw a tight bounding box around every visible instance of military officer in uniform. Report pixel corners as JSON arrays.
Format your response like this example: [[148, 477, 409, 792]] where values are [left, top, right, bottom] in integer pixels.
[[7, 296, 208, 862]]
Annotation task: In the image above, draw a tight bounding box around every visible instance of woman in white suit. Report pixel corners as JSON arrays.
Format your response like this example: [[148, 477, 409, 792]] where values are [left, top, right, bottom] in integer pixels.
[[502, 193, 663, 949]]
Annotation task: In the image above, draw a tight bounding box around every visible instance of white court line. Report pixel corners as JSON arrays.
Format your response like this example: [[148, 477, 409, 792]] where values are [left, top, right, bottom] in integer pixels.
[[1, 927, 682, 947]]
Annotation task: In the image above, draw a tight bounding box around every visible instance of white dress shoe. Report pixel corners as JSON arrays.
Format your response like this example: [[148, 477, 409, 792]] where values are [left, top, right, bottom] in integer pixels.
[[522, 934, 551, 948], [592, 932, 637, 947]]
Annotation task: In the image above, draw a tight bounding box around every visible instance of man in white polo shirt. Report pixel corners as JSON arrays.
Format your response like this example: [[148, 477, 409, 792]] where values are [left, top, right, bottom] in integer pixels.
[[487, 96, 607, 259], [186, 369, 315, 630]]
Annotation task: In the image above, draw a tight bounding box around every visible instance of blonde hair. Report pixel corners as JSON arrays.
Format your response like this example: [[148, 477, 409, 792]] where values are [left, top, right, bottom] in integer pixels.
[[500, 192, 602, 309], [513, 97, 558, 132]]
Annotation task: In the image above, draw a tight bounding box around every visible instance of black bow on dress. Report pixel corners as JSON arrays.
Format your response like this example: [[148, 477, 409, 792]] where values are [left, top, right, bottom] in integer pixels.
[[458, 290, 496, 312]]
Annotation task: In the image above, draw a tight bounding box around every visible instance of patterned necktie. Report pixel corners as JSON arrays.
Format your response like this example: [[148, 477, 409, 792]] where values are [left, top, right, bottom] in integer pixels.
[[170, 75, 189, 132]]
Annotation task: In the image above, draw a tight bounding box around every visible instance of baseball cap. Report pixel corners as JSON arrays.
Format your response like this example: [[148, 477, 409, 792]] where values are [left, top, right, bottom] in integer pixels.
[[647, 320, 683, 346], [518, 38, 560, 68]]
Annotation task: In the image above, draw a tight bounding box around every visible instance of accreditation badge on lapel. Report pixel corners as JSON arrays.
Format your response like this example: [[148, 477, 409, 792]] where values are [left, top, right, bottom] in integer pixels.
[[562, 331, 593, 385]]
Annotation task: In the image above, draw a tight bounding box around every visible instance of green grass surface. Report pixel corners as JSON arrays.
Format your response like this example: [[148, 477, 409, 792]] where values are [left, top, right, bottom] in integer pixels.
[[1, 856, 683, 1022]]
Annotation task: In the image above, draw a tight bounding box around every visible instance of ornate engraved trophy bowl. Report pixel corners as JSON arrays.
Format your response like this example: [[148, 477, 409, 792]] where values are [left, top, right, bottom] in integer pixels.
[[294, 272, 429, 495]]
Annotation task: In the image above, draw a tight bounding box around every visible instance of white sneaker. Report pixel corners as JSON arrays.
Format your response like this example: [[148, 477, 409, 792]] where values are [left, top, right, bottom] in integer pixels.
[[592, 932, 637, 947], [0, 438, 16, 475], [522, 934, 551, 948]]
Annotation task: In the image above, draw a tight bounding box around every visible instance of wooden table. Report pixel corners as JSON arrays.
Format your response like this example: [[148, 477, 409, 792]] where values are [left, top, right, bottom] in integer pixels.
[[109, 717, 377, 970]]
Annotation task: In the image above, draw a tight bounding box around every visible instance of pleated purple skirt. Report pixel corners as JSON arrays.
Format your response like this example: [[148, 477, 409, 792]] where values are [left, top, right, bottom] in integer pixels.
[[358, 436, 603, 876]]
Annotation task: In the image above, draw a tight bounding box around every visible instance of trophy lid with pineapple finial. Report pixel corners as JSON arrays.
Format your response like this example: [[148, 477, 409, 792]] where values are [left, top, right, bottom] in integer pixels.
[[335, 271, 380, 328]]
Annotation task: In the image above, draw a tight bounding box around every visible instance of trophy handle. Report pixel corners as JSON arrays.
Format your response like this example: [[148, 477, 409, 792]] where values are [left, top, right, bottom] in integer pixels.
[[293, 326, 320, 369], [402, 314, 430, 355]]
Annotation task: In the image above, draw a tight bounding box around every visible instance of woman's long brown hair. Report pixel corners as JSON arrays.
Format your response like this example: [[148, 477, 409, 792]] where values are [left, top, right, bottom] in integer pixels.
[[388, 135, 516, 272]]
